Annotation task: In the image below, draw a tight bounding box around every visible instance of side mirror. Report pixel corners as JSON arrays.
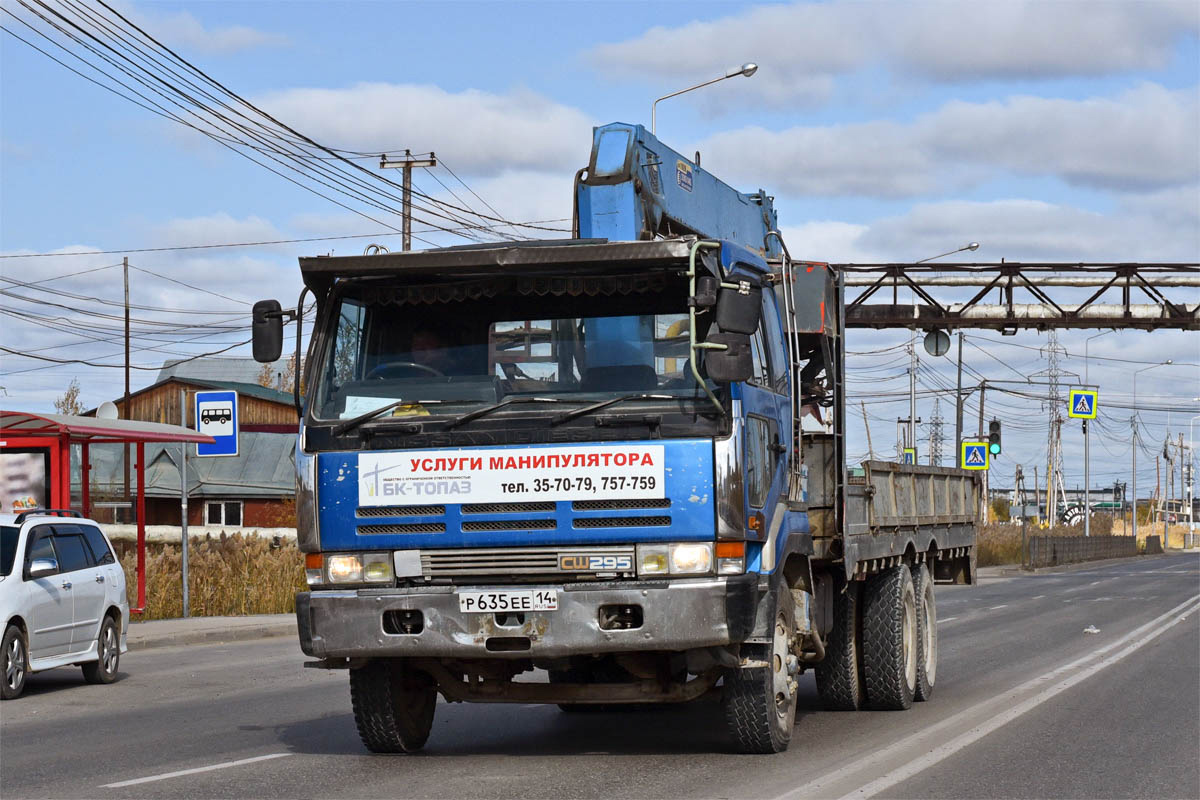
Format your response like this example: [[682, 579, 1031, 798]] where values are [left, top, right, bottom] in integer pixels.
[[29, 558, 58, 579], [715, 281, 762, 334], [704, 332, 753, 383], [691, 275, 719, 308], [252, 300, 284, 363]]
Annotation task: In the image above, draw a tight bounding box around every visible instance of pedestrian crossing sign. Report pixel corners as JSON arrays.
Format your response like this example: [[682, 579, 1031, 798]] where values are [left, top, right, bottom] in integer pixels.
[[903, 448, 916, 465], [1068, 389, 1098, 419], [961, 441, 989, 470]]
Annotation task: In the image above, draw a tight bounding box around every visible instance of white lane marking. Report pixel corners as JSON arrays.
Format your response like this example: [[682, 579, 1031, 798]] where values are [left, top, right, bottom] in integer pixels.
[[937, 617, 959, 624], [773, 594, 1200, 800], [101, 753, 292, 789], [1031, 595, 1045, 600], [988, 605, 1008, 610]]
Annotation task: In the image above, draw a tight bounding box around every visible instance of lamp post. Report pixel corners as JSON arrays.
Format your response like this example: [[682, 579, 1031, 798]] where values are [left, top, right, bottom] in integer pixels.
[[916, 241, 980, 264], [1132, 360, 1173, 540], [651, 63, 758, 135], [1084, 329, 1115, 385]]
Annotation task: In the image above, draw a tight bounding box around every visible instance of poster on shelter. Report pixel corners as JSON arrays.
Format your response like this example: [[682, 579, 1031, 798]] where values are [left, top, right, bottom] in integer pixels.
[[0, 450, 50, 512]]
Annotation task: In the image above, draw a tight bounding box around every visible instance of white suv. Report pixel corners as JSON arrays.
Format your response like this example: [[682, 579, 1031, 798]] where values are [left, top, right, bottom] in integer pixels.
[[1, 510, 129, 699]]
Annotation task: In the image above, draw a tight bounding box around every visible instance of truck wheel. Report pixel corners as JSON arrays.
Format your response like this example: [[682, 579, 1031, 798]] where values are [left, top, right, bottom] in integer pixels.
[[814, 578, 865, 710], [349, 660, 437, 753], [723, 587, 797, 753], [911, 563, 937, 701], [862, 565, 917, 710]]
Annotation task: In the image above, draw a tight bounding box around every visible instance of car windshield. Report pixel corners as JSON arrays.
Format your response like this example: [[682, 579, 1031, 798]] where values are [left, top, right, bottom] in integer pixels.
[[1, 526, 18, 577], [310, 281, 709, 423]]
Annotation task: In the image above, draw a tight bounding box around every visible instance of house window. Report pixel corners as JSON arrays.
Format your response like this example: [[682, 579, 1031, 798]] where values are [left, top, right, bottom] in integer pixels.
[[206, 501, 243, 527]]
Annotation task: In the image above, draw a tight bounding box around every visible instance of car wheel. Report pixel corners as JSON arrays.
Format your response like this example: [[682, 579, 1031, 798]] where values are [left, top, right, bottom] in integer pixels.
[[82, 616, 120, 685], [2, 624, 28, 700]]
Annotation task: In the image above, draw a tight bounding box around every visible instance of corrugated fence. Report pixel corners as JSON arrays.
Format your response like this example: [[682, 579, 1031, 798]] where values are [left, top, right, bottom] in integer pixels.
[[1026, 535, 1138, 568]]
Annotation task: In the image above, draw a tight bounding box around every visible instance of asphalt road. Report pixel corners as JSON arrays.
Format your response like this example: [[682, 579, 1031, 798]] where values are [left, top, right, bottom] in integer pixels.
[[3, 553, 1198, 800]]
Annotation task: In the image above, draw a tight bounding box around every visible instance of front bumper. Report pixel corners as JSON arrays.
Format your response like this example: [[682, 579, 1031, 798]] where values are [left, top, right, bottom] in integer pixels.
[[297, 575, 758, 660]]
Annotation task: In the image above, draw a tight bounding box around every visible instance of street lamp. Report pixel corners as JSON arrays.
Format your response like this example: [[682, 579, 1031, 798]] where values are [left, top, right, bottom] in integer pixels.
[[1190, 411, 1199, 541], [1084, 329, 1116, 385], [915, 241, 980, 264], [1131, 359, 1173, 540], [651, 63, 758, 135]]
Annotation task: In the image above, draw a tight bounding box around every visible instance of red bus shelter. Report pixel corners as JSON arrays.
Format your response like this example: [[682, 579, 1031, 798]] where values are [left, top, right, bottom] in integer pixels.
[[0, 410, 214, 613]]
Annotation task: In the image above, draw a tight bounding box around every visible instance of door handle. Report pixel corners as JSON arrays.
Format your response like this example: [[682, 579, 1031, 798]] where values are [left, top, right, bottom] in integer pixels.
[[61, 581, 72, 590], [95, 575, 105, 583]]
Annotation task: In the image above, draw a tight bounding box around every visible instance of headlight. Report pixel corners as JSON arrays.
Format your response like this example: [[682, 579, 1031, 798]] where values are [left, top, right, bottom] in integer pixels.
[[326, 554, 363, 583], [363, 552, 394, 582], [669, 543, 713, 574], [637, 544, 669, 576]]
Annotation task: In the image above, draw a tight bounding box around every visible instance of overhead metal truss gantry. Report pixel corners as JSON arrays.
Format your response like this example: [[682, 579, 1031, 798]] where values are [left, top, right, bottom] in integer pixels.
[[836, 262, 1199, 330]]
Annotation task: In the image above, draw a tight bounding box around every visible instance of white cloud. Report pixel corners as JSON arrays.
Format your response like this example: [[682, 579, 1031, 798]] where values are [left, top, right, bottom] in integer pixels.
[[118, 2, 288, 54], [254, 84, 596, 177], [148, 212, 285, 250], [590, 0, 1199, 106], [696, 85, 1197, 197]]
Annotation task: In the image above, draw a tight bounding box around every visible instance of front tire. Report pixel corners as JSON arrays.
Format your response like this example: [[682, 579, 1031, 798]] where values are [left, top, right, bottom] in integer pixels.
[[2, 625, 28, 700], [350, 660, 437, 753], [723, 588, 797, 753], [82, 616, 120, 685], [862, 565, 918, 710], [911, 563, 937, 701]]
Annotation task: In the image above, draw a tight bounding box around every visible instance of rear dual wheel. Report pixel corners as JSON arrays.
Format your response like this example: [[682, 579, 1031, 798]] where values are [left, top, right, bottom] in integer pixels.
[[862, 565, 918, 710], [911, 562, 937, 701]]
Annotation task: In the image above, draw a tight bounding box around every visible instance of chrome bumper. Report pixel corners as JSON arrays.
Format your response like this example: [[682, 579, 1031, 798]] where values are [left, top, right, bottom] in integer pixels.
[[297, 576, 757, 660]]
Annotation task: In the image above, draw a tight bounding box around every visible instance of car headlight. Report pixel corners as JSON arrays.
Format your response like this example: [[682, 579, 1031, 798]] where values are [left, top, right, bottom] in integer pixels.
[[326, 554, 363, 583], [669, 543, 713, 574]]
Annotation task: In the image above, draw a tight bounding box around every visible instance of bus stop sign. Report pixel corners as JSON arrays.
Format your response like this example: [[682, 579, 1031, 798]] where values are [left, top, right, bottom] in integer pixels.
[[195, 391, 238, 457]]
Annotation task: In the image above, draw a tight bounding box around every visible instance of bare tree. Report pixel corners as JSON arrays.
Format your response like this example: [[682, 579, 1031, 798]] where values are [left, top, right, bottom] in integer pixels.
[[54, 378, 84, 415]]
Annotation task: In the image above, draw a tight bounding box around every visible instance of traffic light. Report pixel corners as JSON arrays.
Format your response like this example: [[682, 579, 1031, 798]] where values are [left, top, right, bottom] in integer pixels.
[[988, 419, 1002, 455]]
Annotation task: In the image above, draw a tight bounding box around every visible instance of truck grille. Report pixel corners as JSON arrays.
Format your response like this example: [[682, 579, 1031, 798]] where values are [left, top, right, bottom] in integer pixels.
[[353, 498, 674, 537], [420, 545, 636, 580], [357, 505, 444, 517]]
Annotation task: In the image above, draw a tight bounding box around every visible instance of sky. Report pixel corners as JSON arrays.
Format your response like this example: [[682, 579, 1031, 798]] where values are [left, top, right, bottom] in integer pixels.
[[1, 0, 1197, 498]]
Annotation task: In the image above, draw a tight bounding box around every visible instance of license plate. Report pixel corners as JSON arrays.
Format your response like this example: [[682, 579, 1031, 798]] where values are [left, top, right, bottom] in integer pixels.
[[458, 589, 558, 613]]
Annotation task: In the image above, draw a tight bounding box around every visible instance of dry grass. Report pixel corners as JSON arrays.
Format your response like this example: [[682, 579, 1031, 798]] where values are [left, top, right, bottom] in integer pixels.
[[976, 514, 1117, 567], [117, 533, 305, 621]]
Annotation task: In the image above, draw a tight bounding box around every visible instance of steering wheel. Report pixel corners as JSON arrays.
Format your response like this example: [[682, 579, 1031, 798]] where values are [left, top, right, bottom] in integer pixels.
[[365, 361, 445, 380]]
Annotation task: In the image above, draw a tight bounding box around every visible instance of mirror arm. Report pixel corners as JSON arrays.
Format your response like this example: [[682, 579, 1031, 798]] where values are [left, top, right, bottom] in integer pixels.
[[688, 240, 726, 416], [292, 287, 310, 420]]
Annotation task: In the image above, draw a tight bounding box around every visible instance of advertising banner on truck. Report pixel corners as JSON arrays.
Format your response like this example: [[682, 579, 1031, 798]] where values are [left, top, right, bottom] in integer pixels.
[[358, 444, 665, 506]]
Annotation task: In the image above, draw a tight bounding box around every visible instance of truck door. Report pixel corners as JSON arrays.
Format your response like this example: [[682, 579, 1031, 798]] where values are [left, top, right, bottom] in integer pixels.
[[741, 291, 790, 555]]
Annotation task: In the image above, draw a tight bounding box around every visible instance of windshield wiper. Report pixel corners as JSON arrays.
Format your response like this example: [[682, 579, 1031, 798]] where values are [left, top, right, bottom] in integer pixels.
[[332, 399, 445, 436], [549, 394, 675, 427], [442, 396, 562, 429]]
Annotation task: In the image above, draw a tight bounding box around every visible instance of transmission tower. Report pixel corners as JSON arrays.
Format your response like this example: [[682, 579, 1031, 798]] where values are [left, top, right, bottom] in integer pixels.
[[929, 397, 945, 466], [1033, 330, 1067, 526]]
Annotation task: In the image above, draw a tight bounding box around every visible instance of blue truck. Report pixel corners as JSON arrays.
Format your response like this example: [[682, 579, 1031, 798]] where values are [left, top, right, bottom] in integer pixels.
[[251, 122, 979, 754]]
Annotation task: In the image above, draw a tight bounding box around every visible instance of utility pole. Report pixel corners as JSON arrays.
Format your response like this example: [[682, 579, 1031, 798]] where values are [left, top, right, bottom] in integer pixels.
[[954, 332, 963, 465], [179, 387, 190, 618], [380, 150, 437, 251], [861, 401, 875, 461], [908, 335, 918, 456], [1132, 414, 1138, 539], [978, 381, 987, 522], [123, 256, 130, 517]]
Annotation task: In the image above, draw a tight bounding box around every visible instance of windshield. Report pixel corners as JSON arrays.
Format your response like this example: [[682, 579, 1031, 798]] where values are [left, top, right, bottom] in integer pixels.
[[1, 526, 18, 577], [311, 281, 707, 423]]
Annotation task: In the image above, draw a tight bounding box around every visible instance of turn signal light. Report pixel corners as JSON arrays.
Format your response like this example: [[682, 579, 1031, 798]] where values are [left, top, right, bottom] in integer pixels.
[[715, 541, 745, 559], [304, 553, 323, 586]]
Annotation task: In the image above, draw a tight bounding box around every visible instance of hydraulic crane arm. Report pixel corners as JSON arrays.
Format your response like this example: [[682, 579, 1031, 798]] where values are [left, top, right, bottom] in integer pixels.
[[575, 122, 782, 259]]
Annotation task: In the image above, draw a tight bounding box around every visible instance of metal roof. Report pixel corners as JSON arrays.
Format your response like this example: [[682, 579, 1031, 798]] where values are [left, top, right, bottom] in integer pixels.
[[74, 432, 295, 498], [156, 356, 290, 385], [0, 410, 213, 445]]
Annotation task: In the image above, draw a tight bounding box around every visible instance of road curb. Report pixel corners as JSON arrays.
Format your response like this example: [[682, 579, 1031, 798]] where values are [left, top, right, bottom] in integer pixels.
[[126, 619, 297, 652], [994, 552, 1172, 576]]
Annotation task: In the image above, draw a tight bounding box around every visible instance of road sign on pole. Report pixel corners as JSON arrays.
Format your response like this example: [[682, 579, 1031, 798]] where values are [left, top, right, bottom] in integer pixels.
[[961, 441, 989, 470], [195, 391, 238, 457], [1068, 389, 1098, 419], [902, 447, 916, 465]]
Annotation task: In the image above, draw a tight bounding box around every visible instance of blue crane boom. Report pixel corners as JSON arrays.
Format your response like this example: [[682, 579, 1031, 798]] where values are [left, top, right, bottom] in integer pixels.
[[576, 122, 782, 259]]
